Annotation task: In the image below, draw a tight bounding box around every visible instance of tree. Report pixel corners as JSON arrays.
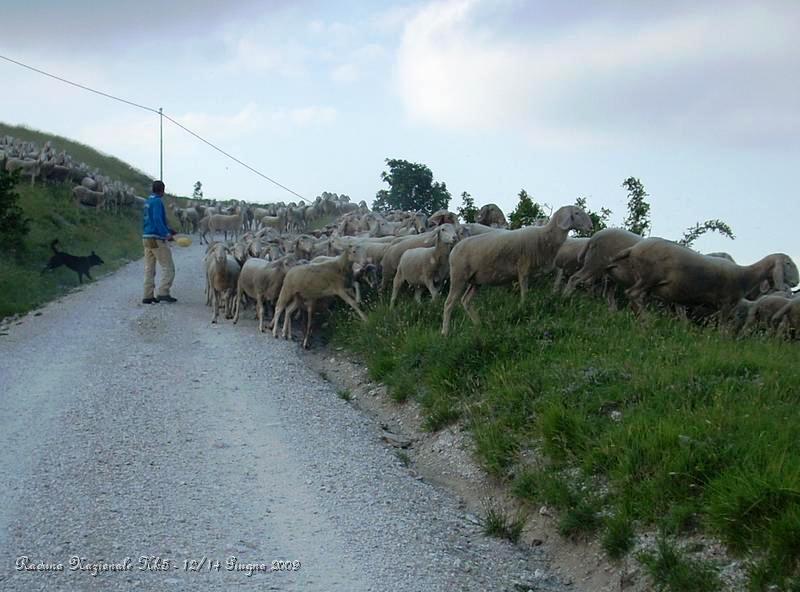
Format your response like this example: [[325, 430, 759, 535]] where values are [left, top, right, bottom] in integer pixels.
[[192, 181, 203, 200], [678, 219, 735, 248], [622, 177, 651, 236], [508, 189, 547, 229], [372, 158, 451, 215], [457, 191, 478, 223], [0, 168, 29, 255], [574, 197, 612, 238]]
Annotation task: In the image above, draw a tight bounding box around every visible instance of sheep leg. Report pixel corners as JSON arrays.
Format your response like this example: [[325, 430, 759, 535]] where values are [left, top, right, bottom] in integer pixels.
[[390, 273, 403, 309], [257, 294, 265, 333], [461, 284, 480, 325], [518, 271, 529, 304], [441, 280, 466, 336], [211, 289, 220, 323], [414, 287, 423, 303], [283, 299, 298, 340], [552, 269, 564, 294], [426, 279, 439, 301], [337, 290, 368, 321], [303, 300, 315, 349], [232, 286, 243, 324], [354, 281, 362, 304], [271, 305, 283, 338]]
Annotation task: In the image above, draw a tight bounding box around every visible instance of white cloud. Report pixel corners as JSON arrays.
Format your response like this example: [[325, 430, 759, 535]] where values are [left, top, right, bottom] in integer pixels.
[[396, 0, 800, 148], [331, 63, 359, 83]]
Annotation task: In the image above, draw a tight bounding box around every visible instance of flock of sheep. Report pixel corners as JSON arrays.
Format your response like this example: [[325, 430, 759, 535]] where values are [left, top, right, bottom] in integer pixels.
[[0, 135, 143, 211], [194, 199, 799, 348]]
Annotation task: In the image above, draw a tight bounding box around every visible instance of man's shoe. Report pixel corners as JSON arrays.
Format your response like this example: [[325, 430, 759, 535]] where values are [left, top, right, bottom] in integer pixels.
[[156, 295, 178, 303], [142, 297, 157, 304]]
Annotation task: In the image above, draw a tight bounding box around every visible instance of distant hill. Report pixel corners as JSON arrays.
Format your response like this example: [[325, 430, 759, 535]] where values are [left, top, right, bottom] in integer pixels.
[[0, 122, 152, 195]]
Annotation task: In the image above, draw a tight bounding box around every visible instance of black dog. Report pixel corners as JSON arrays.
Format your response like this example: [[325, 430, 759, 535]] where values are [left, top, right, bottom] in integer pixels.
[[42, 239, 104, 284]]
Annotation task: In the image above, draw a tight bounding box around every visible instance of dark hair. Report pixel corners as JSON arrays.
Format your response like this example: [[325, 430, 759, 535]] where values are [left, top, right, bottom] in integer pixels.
[[152, 180, 165, 194]]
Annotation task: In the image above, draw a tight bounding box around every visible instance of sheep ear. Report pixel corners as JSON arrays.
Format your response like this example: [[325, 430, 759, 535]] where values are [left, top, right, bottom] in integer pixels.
[[557, 211, 573, 230], [772, 259, 785, 290]]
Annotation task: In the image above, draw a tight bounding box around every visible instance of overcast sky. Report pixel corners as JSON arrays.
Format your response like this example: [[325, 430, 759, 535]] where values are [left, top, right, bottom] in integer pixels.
[[1, 0, 798, 264]]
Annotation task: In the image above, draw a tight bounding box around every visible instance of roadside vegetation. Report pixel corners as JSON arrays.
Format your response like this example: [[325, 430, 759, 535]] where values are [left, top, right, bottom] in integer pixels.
[[329, 282, 800, 590]]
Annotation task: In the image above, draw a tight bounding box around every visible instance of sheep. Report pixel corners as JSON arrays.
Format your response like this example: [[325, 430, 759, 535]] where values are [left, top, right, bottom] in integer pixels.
[[206, 208, 244, 242], [772, 298, 800, 339], [459, 223, 498, 237], [441, 205, 593, 335], [614, 238, 799, 320], [72, 185, 106, 209], [271, 244, 368, 348], [733, 293, 795, 335], [476, 203, 507, 227], [5, 157, 39, 184], [378, 229, 445, 291], [552, 237, 590, 294], [232, 255, 300, 332], [706, 252, 736, 263], [391, 224, 458, 308], [428, 209, 459, 227], [205, 245, 241, 323], [563, 227, 644, 308]]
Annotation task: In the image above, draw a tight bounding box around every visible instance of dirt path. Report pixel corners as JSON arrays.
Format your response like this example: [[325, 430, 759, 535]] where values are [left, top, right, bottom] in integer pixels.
[[0, 243, 573, 591]]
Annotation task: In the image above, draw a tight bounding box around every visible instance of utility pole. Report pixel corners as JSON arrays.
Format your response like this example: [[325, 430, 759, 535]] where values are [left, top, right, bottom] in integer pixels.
[[159, 107, 163, 181]]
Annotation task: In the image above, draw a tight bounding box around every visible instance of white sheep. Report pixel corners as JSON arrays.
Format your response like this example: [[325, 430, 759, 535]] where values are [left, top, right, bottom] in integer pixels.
[[205, 244, 242, 323], [390, 225, 458, 307], [271, 244, 368, 348], [205, 208, 244, 242], [772, 298, 800, 339], [615, 238, 799, 320], [441, 205, 593, 335], [733, 293, 795, 335], [552, 237, 590, 295]]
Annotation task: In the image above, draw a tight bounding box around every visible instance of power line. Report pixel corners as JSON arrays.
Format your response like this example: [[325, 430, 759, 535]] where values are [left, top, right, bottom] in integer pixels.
[[0, 53, 308, 203]]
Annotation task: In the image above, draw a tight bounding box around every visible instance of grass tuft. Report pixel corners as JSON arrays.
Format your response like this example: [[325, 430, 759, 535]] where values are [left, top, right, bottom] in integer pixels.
[[638, 536, 721, 592], [482, 501, 526, 544]]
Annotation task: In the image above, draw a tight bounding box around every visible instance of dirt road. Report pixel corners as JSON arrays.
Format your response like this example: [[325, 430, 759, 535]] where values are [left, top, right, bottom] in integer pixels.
[[0, 243, 570, 591]]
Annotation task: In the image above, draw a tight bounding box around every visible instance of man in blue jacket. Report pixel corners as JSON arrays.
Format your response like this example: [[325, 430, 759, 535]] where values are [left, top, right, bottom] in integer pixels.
[[142, 180, 177, 304]]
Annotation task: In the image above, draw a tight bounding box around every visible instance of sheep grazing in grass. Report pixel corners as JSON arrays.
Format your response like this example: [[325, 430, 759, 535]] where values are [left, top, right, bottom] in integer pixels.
[[391, 224, 458, 308], [441, 205, 593, 335], [563, 228, 644, 308], [72, 185, 106, 209], [205, 244, 241, 323], [552, 237, 590, 294], [271, 244, 368, 348], [614, 238, 799, 320], [733, 293, 795, 335]]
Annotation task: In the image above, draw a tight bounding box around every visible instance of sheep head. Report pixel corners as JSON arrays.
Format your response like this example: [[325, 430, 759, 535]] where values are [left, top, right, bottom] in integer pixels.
[[553, 205, 593, 233], [771, 254, 800, 291]]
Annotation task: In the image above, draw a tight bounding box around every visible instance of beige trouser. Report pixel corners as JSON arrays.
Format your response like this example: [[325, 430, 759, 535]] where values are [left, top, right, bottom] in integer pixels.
[[143, 238, 175, 298]]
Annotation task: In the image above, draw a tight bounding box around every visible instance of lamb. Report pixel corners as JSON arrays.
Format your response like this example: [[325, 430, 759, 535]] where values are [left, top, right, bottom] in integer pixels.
[[391, 224, 458, 307], [733, 294, 795, 335], [441, 205, 593, 335], [378, 228, 448, 291], [271, 244, 368, 348], [614, 238, 799, 320], [206, 208, 244, 242], [205, 244, 242, 323], [552, 237, 590, 294]]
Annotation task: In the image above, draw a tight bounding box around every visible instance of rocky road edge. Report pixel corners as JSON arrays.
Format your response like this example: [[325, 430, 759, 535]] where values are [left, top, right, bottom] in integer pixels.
[[305, 347, 750, 592]]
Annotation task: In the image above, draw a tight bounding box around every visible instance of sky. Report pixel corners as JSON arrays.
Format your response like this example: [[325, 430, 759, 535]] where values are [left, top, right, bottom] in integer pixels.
[[1, 0, 798, 264]]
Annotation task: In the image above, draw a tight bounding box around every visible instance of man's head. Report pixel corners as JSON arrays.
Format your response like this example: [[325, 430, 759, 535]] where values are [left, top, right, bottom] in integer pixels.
[[152, 180, 165, 196]]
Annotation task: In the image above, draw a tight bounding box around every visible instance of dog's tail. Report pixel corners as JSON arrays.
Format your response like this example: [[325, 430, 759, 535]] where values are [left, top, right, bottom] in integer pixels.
[[50, 239, 60, 254]]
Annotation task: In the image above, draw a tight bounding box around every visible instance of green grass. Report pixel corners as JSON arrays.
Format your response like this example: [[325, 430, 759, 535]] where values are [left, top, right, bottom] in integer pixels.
[[482, 501, 526, 544], [0, 183, 143, 317], [329, 279, 800, 588], [638, 537, 721, 592]]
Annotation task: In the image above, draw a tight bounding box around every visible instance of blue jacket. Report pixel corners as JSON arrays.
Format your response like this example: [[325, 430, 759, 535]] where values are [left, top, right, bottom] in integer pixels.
[[142, 194, 173, 239]]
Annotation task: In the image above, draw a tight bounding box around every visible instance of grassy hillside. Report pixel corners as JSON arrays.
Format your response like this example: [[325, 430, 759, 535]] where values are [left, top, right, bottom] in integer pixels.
[[0, 122, 152, 194], [0, 123, 186, 318], [330, 283, 800, 590]]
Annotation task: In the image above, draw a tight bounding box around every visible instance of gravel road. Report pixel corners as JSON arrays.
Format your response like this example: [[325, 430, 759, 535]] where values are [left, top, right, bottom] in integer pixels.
[[0, 243, 571, 592]]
